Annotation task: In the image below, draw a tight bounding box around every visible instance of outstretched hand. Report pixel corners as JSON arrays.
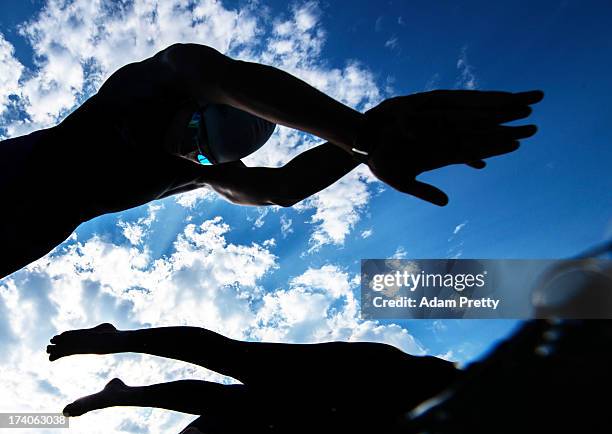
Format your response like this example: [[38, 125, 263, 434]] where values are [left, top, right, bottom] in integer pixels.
[[363, 90, 544, 205], [47, 324, 459, 433]]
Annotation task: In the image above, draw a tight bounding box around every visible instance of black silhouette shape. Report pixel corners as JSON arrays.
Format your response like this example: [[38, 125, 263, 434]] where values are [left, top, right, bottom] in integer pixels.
[[0, 42, 543, 278], [47, 323, 459, 433], [403, 319, 612, 434]]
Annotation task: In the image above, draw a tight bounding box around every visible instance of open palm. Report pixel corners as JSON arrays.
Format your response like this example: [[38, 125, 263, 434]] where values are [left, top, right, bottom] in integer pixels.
[[365, 90, 544, 205]]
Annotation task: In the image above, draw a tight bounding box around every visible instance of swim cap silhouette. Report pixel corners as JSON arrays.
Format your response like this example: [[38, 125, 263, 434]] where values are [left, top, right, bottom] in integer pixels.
[[200, 104, 276, 164]]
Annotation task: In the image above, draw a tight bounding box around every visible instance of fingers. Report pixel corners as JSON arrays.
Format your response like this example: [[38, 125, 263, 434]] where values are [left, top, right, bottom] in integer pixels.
[[47, 345, 63, 362], [514, 90, 545, 105], [488, 124, 538, 140], [462, 124, 537, 144], [423, 89, 544, 109], [473, 105, 533, 125], [62, 378, 128, 417], [466, 160, 486, 169], [456, 125, 535, 162], [47, 323, 119, 361], [462, 140, 521, 161], [419, 105, 533, 128], [404, 180, 449, 206]]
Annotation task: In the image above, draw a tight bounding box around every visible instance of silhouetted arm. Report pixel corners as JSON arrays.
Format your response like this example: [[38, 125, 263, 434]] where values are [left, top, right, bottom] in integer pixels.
[[49, 323, 460, 432], [197, 142, 359, 207], [0, 128, 84, 279], [158, 42, 544, 206], [105, 44, 543, 208], [158, 43, 365, 153], [0, 39, 544, 279]]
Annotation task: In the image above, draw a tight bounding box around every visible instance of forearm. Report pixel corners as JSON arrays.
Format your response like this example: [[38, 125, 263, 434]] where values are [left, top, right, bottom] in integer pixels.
[[0, 210, 79, 279], [279, 142, 360, 203], [106, 327, 241, 374], [163, 43, 366, 153], [199, 142, 359, 207], [0, 129, 81, 279], [108, 380, 248, 415], [204, 164, 293, 207], [218, 60, 365, 152]]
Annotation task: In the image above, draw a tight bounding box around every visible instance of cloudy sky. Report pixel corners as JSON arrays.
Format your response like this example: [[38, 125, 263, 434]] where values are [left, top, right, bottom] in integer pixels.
[[1, 0, 611, 433]]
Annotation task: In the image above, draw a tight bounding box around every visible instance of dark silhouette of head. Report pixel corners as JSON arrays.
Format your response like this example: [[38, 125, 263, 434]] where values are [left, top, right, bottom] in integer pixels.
[[201, 104, 276, 164]]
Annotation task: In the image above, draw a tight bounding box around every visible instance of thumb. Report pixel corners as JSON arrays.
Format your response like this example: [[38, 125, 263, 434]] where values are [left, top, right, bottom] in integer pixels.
[[403, 180, 449, 206]]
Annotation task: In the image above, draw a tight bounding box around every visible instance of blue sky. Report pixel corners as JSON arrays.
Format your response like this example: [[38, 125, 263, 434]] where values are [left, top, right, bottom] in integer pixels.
[[1, 1, 611, 433]]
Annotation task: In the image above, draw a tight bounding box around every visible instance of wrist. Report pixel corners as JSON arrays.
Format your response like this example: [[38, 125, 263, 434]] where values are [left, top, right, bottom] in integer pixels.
[[350, 112, 378, 164]]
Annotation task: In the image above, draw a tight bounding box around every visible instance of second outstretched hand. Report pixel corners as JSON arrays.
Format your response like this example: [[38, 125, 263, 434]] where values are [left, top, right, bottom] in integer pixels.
[[46, 323, 460, 433], [360, 89, 544, 206]]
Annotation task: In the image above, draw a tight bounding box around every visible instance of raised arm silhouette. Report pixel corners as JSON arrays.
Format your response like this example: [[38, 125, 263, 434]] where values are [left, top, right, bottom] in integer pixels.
[[47, 323, 460, 433], [0, 42, 543, 278]]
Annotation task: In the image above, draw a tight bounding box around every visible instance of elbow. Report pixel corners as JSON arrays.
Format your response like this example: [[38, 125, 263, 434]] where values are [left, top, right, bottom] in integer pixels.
[[155, 43, 233, 102]]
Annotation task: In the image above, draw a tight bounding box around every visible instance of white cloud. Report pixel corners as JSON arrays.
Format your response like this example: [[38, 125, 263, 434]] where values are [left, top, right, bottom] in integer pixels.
[[0, 216, 424, 433], [263, 238, 276, 248], [446, 241, 465, 259], [431, 320, 448, 333], [392, 246, 408, 259], [2, 0, 260, 136], [293, 0, 319, 31], [254, 264, 425, 353], [163, 0, 382, 248], [447, 220, 468, 258], [300, 165, 377, 251], [424, 72, 441, 91], [0, 3, 424, 432], [375, 16, 384, 32], [118, 203, 163, 246], [436, 342, 480, 367], [361, 229, 373, 239], [453, 221, 468, 235], [246, 207, 270, 229], [385, 74, 396, 94], [280, 214, 293, 237], [456, 46, 478, 90], [384, 35, 399, 50], [0, 34, 24, 120], [174, 186, 217, 209], [435, 350, 456, 362]]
